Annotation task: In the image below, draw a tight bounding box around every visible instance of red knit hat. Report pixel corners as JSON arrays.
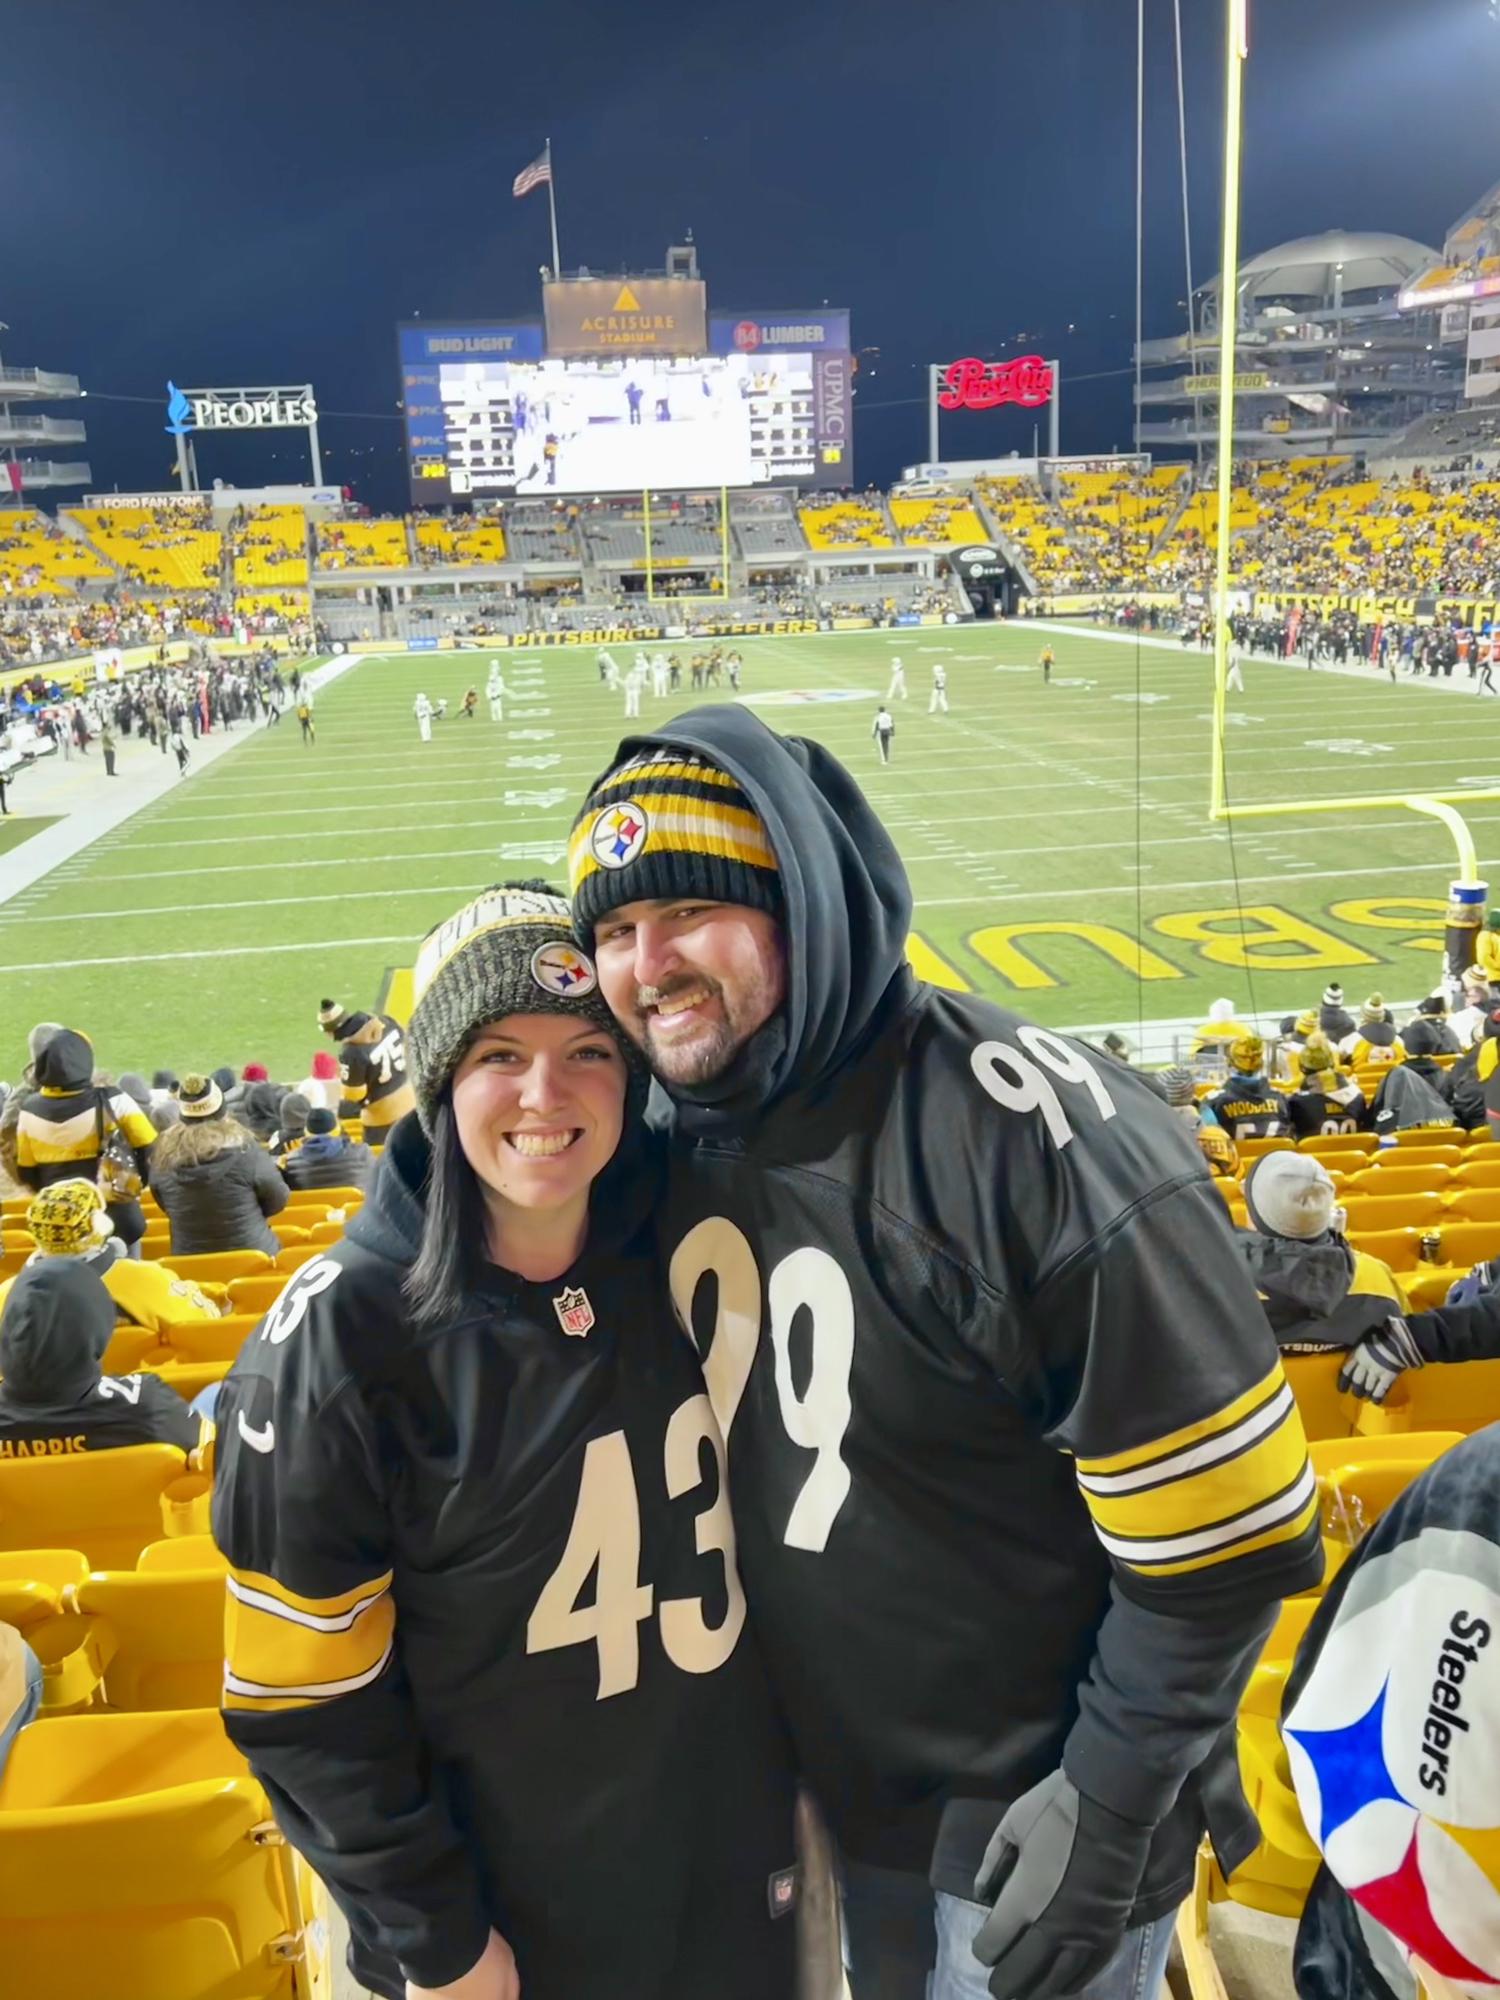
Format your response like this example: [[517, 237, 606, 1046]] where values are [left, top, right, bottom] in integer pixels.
[[242, 1062, 269, 1082], [311, 1051, 339, 1079]]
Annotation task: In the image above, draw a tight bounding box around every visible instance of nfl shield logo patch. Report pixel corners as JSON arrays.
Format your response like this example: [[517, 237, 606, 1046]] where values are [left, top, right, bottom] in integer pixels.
[[553, 1286, 595, 1337]]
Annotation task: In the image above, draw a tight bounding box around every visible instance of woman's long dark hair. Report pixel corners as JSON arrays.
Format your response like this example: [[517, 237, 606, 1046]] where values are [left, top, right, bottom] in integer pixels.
[[402, 1092, 492, 1330]]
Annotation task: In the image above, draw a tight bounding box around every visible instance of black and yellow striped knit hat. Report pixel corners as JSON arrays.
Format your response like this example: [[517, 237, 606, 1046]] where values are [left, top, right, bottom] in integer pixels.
[[568, 747, 782, 940]]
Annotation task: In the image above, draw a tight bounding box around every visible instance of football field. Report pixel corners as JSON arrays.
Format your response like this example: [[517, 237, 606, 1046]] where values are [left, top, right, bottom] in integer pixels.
[[2, 622, 1496, 1080]]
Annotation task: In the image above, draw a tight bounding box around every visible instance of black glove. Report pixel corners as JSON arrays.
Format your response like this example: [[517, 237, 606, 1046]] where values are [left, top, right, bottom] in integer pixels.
[[971, 1770, 1154, 2000], [1337, 1315, 1425, 1403]]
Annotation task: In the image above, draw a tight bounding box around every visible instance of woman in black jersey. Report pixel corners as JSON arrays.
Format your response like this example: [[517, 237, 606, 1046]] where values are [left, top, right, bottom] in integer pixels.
[[212, 884, 797, 2000]]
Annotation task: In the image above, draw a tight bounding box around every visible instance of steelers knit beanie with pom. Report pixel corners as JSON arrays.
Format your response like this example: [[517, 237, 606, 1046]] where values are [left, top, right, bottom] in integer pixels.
[[568, 745, 782, 942], [1298, 1036, 1335, 1075], [1360, 993, 1388, 1027], [1244, 1153, 1337, 1242], [27, 1178, 112, 1256], [406, 881, 636, 1134], [178, 1074, 225, 1121]]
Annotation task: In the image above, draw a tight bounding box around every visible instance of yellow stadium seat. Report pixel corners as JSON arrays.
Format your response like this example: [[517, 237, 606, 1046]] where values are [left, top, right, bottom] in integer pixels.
[[1384, 1145, 1467, 1173], [161, 1249, 274, 1284], [1312, 1432, 1464, 1584], [0, 1708, 308, 2000], [307, 1218, 347, 1244], [139, 1311, 261, 1367], [1282, 1351, 1360, 1443], [1235, 1135, 1295, 1162], [1405, 1267, 1462, 1310], [0, 1444, 189, 1570], [1346, 1165, 1450, 1198], [99, 1322, 164, 1375], [1387, 1133, 1465, 1159], [1452, 1156, 1500, 1190], [1341, 1192, 1445, 1234], [33, 1567, 224, 1713], [0, 1548, 89, 1634], [1446, 1187, 1500, 1223], [227, 1273, 290, 1315], [1299, 1131, 1377, 1157], [275, 1243, 325, 1272], [271, 1221, 310, 1249], [1433, 1218, 1500, 1268], [143, 1357, 231, 1404], [1353, 1359, 1500, 1440], [137, 1534, 225, 1574]]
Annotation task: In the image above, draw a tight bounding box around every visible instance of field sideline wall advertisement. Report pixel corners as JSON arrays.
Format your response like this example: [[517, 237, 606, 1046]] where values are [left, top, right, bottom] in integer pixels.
[[400, 306, 851, 505]]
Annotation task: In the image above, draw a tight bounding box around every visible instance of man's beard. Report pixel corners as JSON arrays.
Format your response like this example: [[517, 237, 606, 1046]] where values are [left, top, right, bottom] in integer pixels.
[[635, 969, 776, 1087]]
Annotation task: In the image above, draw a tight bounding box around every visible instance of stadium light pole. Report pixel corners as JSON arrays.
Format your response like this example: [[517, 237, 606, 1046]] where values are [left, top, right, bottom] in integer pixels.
[[1209, 0, 1248, 821]]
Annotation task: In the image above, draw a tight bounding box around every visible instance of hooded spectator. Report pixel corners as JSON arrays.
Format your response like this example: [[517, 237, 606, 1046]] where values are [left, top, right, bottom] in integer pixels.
[[148, 1070, 181, 1127], [0, 1020, 64, 1187], [1369, 1019, 1457, 1134], [1235, 1153, 1408, 1355], [147, 1074, 289, 1258], [14, 1029, 156, 1250], [1205, 1033, 1291, 1140], [274, 1091, 311, 1161], [236, 1080, 285, 1145], [1317, 983, 1357, 1042], [0, 1258, 199, 1456], [282, 1106, 375, 1193], [1406, 991, 1462, 1056]]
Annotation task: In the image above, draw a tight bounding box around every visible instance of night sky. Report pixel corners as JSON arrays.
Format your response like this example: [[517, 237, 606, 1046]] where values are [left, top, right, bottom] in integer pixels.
[[3, 0, 1498, 510]]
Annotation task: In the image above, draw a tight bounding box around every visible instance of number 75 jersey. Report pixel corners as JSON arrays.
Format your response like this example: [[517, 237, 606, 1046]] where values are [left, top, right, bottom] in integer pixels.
[[659, 986, 1322, 1860]]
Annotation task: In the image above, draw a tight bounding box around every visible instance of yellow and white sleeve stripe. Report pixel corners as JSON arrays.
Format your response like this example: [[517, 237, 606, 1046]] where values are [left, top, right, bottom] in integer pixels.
[[223, 1564, 395, 1711], [1073, 1363, 1317, 1580]]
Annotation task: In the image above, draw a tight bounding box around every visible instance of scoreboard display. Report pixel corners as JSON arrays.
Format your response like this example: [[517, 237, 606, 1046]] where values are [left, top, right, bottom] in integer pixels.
[[399, 311, 850, 506]]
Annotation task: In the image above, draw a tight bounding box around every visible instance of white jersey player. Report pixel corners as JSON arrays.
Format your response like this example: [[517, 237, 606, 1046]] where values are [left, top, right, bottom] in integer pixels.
[[887, 657, 908, 701], [929, 663, 949, 714], [598, 649, 621, 690], [624, 663, 645, 719], [1226, 654, 1245, 694], [413, 692, 434, 743], [651, 652, 670, 699], [486, 665, 507, 722]]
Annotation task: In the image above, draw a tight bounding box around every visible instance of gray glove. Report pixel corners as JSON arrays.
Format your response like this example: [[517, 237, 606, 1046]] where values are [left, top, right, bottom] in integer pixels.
[[971, 1769, 1153, 2000], [1338, 1315, 1425, 1403]]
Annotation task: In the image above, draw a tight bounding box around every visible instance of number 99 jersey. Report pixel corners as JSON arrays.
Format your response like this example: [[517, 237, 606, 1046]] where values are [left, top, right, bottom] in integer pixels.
[[212, 1120, 795, 1999], [660, 987, 1324, 1909]]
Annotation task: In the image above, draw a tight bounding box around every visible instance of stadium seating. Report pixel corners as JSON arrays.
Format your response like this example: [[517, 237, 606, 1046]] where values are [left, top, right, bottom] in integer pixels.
[[316, 519, 410, 569], [0, 1444, 196, 1570], [230, 505, 310, 592], [0, 1708, 314, 2000], [890, 495, 988, 547], [0, 510, 113, 593], [798, 497, 893, 550], [70, 507, 222, 592], [414, 516, 507, 564]]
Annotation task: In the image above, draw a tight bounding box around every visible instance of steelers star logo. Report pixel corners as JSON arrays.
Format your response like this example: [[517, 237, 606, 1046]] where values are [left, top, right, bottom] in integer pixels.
[[589, 799, 650, 870], [530, 941, 598, 997]]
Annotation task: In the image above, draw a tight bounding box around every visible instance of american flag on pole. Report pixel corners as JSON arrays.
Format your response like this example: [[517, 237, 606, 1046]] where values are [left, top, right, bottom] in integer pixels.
[[513, 150, 551, 199]]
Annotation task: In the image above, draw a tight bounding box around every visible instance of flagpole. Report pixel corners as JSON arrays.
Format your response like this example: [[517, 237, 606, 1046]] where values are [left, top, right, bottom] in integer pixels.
[[545, 138, 562, 277]]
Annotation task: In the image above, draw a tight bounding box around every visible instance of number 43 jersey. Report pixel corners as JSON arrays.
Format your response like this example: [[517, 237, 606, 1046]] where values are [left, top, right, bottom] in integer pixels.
[[212, 1118, 794, 1998], [660, 980, 1324, 1913]]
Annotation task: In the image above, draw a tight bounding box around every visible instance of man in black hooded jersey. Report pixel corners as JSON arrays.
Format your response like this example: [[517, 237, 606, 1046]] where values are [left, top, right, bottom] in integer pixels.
[[569, 708, 1324, 2000]]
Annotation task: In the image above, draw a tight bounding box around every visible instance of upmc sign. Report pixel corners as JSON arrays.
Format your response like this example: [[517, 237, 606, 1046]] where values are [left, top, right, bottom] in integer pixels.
[[544, 277, 707, 356], [937, 355, 1055, 411]]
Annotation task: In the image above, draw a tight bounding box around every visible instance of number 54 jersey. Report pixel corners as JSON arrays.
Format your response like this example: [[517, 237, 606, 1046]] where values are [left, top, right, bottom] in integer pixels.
[[212, 1118, 794, 1999], [660, 982, 1324, 1915]]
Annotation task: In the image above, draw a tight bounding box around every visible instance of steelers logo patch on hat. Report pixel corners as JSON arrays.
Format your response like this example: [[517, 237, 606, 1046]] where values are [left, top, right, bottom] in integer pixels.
[[589, 800, 650, 871], [530, 940, 598, 998]]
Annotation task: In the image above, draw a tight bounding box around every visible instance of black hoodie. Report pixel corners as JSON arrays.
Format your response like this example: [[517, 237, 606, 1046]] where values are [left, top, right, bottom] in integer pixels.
[[576, 705, 1324, 1911], [14, 1029, 158, 1192], [0, 1259, 196, 1457], [211, 1113, 795, 2000]]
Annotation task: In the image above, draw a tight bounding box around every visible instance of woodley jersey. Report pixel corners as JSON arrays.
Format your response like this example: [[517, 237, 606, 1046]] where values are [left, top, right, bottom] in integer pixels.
[[1205, 1082, 1292, 1141], [660, 985, 1321, 1910], [337, 1016, 415, 1133], [212, 1219, 794, 1993]]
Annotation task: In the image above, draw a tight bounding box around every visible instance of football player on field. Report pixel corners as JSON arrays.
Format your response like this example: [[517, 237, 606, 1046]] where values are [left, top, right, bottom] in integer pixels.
[[570, 708, 1323, 2000], [317, 1002, 416, 1148]]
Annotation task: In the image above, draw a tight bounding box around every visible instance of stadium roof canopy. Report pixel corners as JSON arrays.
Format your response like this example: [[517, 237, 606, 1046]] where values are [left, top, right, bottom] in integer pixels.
[[1202, 229, 1439, 302]]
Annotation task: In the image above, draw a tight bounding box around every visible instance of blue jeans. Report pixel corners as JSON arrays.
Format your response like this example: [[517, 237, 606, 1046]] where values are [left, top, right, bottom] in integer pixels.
[[841, 1857, 1175, 2000], [0, 1641, 43, 1778], [934, 1892, 1174, 2000]]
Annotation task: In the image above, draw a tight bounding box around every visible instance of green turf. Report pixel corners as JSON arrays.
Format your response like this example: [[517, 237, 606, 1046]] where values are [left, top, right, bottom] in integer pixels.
[[0, 814, 59, 856], [0, 624, 1493, 1080]]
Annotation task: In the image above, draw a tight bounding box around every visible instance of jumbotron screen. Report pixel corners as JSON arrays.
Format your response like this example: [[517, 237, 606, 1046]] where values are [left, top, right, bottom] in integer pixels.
[[400, 317, 851, 505]]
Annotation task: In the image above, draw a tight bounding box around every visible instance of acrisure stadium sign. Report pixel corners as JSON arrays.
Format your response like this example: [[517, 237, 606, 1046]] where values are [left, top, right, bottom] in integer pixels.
[[165, 382, 318, 435]]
